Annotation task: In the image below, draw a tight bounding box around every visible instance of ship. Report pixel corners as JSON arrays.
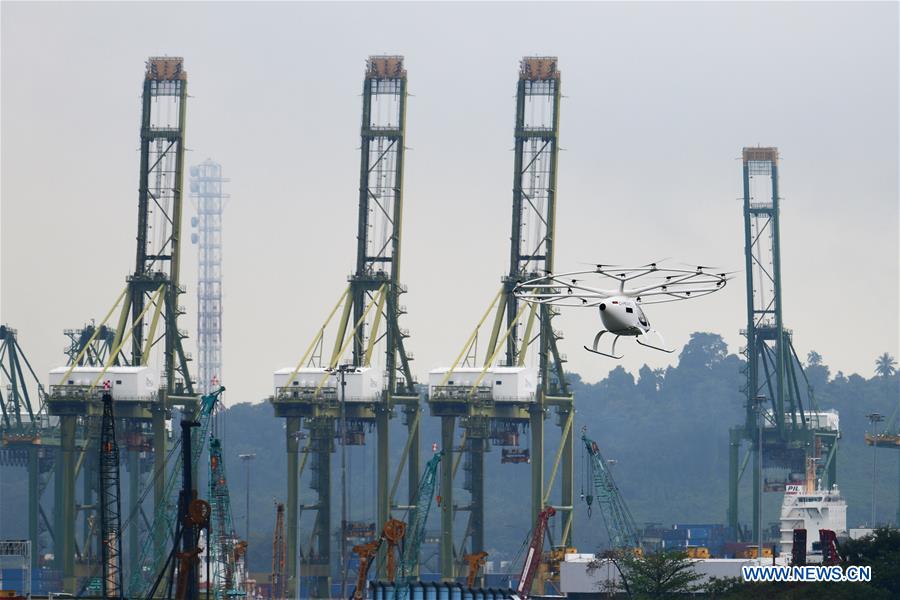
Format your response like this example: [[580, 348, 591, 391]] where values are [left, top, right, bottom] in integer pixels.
[[778, 458, 847, 562]]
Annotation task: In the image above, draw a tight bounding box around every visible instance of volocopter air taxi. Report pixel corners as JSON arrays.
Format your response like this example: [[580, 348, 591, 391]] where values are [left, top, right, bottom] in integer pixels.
[[513, 263, 731, 359]]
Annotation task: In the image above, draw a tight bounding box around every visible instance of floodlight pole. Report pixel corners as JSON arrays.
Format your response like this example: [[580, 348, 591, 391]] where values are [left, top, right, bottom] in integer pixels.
[[866, 413, 884, 526], [239, 453, 257, 544], [753, 395, 766, 558]]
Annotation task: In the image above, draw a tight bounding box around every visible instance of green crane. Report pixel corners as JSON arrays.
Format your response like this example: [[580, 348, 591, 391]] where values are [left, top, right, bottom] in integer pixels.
[[208, 436, 246, 599], [581, 432, 640, 550], [396, 451, 442, 598]]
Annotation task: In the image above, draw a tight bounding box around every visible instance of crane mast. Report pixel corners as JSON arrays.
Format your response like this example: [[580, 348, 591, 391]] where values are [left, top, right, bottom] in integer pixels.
[[99, 392, 123, 599], [581, 433, 640, 550]]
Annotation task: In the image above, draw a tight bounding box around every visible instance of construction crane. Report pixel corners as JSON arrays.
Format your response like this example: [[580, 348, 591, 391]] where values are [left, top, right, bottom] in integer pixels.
[[349, 518, 405, 600], [99, 391, 123, 599], [581, 432, 640, 551], [398, 451, 443, 584], [143, 417, 211, 600], [350, 452, 441, 600], [514, 506, 556, 599], [127, 386, 226, 598], [272, 503, 286, 600], [208, 437, 245, 599]]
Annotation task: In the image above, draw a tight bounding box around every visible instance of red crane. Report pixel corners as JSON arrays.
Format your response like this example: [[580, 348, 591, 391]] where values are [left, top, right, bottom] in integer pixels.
[[515, 506, 556, 598]]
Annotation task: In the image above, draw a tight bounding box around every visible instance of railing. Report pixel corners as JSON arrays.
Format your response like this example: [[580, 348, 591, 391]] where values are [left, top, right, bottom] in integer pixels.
[[48, 385, 159, 403], [429, 386, 536, 403]]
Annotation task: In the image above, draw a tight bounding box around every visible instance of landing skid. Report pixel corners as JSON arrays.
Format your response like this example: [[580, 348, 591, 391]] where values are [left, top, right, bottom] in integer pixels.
[[636, 335, 675, 354], [583, 345, 624, 359], [584, 330, 624, 359], [584, 330, 674, 358]]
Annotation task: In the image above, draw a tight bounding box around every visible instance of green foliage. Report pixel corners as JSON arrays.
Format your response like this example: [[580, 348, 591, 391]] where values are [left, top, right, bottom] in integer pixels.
[[592, 549, 703, 598], [710, 529, 900, 599], [874, 353, 896, 378], [807, 351, 823, 367], [838, 527, 900, 596]]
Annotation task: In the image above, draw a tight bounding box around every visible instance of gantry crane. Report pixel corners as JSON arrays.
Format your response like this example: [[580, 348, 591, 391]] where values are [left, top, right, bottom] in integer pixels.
[[728, 147, 839, 542], [45, 56, 199, 592], [271, 56, 419, 598], [64, 324, 121, 367], [0, 325, 57, 569], [428, 56, 573, 581], [581, 432, 640, 551]]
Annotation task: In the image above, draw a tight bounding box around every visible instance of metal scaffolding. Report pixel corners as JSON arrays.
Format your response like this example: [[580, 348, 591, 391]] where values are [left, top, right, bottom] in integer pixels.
[[271, 56, 419, 599], [191, 160, 228, 394], [428, 57, 573, 583], [728, 147, 839, 542]]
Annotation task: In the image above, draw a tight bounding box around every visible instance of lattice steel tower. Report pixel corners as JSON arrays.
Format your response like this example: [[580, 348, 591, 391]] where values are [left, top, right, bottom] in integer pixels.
[[271, 56, 419, 599], [728, 147, 839, 542], [429, 57, 573, 581], [191, 160, 227, 394]]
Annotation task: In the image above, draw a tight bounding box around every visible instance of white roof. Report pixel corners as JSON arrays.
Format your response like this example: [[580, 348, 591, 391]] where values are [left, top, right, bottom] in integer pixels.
[[50, 366, 149, 374], [429, 366, 530, 374]]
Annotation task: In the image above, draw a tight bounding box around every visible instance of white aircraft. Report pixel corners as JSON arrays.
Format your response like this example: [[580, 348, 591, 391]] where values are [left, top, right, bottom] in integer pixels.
[[513, 263, 730, 359]]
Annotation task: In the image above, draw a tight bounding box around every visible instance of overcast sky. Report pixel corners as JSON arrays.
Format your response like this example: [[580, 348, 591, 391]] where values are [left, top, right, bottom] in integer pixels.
[[2, 2, 897, 407]]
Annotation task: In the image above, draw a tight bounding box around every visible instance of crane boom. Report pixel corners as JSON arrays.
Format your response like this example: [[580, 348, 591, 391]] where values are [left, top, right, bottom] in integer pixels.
[[515, 505, 555, 598], [393, 451, 442, 600], [398, 451, 443, 581], [208, 437, 245, 599], [582, 433, 640, 550]]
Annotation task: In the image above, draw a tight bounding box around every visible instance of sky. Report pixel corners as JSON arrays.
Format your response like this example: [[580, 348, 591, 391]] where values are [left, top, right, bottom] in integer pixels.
[[2, 1, 898, 407]]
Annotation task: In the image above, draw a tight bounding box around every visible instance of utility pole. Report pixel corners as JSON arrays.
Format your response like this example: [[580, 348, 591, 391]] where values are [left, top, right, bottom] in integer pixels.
[[866, 413, 884, 526], [239, 454, 256, 544]]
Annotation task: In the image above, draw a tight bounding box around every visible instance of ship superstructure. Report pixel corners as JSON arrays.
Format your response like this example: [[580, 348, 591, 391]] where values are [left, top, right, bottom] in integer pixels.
[[779, 459, 847, 559]]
